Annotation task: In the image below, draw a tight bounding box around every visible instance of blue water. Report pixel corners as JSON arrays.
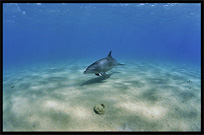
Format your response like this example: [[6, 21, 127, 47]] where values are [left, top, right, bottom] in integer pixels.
[[3, 3, 202, 131], [3, 3, 201, 69]]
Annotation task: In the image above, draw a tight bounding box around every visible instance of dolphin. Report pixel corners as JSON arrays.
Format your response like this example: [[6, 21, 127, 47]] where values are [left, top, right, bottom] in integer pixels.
[[83, 51, 125, 77]]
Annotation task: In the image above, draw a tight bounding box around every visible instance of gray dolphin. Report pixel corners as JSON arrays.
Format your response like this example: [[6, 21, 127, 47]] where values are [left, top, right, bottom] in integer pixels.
[[83, 51, 125, 77]]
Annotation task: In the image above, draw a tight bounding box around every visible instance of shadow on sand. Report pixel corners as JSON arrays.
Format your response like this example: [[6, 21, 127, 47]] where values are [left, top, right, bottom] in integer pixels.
[[80, 72, 118, 86]]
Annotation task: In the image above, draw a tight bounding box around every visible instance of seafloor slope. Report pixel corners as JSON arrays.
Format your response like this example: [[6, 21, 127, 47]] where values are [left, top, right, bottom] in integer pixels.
[[3, 60, 201, 131]]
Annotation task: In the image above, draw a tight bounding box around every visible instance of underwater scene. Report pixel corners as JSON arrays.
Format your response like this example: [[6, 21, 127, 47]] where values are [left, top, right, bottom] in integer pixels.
[[3, 3, 201, 131]]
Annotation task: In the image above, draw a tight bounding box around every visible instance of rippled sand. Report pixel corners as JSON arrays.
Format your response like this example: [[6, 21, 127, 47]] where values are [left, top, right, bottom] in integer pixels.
[[3, 60, 201, 131]]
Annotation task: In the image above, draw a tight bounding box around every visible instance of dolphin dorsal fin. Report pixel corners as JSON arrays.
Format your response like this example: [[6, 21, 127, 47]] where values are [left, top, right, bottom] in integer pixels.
[[108, 51, 112, 57]]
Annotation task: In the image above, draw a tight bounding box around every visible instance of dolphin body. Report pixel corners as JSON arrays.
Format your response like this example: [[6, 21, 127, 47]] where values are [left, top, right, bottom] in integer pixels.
[[83, 51, 125, 77]]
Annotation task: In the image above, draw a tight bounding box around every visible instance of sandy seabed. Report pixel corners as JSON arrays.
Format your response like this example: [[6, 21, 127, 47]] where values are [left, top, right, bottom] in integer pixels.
[[3, 60, 201, 131]]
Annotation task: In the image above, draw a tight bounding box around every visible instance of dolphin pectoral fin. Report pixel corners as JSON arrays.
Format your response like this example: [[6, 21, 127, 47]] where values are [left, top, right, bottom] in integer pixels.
[[100, 72, 108, 77], [95, 73, 100, 76]]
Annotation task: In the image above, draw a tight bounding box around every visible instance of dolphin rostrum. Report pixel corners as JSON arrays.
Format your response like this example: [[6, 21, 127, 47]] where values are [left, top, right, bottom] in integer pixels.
[[83, 51, 125, 77]]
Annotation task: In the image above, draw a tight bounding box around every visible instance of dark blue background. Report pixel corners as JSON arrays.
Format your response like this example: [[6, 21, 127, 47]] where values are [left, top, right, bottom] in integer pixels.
[[3, 3, 201, 68]]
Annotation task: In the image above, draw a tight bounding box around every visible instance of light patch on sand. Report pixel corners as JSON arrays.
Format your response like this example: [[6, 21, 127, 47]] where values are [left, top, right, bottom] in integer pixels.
[[52, 72, 67, 76], [70, 106, 92, 119], [45, 100, 92, 121], [58, 88, 82, 98], [64, 87, 82, 98], [45, 100, 58, 108], [44, 100, 70, 113], [12, 97, 30, 117], [47, 83, 57, 88], [97, 85, 112, 90], [30, 85, 44, 90], [41, 74, 50, 78], [117, 102, 167, 119]]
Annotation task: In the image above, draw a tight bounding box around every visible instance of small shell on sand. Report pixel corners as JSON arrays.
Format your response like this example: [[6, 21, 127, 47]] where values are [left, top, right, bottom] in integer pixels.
[[93, 104, 106, 115]]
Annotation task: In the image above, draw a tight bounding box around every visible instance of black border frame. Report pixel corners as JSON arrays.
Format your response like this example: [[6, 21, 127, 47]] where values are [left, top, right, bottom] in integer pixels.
[[0, 1, 203, 134]]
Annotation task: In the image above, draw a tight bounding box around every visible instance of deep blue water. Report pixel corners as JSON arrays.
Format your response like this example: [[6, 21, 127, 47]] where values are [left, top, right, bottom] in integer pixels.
[[3, 3, 201, 69]]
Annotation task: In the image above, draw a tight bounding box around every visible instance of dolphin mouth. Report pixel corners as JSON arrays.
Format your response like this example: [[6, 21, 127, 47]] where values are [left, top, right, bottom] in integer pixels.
[[83, 71, 86, 74]]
